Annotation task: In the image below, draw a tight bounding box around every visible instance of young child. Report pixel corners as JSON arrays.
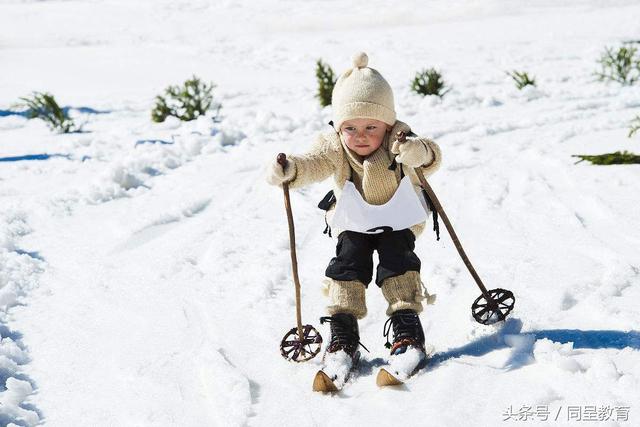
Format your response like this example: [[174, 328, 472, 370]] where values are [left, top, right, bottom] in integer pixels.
[[267, 52, 442, 371]]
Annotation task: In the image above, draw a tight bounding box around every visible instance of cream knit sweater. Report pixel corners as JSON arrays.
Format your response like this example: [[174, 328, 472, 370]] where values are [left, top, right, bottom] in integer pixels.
[[287, 120, 442, 238]]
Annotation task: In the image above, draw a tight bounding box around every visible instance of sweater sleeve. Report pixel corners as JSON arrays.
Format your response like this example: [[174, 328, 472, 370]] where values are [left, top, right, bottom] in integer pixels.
[[417, 138, 442, 178], [286, 134, 339, 189]]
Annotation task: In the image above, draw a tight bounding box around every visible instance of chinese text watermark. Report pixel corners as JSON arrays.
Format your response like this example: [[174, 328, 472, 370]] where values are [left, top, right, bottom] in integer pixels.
[[503, 405, 630, 422]]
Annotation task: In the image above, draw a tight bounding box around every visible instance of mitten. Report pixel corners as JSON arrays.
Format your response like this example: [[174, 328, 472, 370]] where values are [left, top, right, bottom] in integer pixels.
[[266, 157, 297, 186], [391, 137, 429, 168]]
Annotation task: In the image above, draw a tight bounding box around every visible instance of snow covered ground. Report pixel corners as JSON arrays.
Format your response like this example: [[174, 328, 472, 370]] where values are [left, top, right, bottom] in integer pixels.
[[1, 0, 640, 425]]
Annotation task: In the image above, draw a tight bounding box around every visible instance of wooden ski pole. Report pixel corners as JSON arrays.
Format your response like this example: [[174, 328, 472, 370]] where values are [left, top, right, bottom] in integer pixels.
[[396, 132, 496, 307], [277, 153, 305, 343]]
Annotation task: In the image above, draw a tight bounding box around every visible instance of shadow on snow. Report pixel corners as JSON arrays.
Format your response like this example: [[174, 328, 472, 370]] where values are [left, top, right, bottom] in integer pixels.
[[0, 107, 111, 118], [135, 139, 174, 147], [429, 318, 640, 371], [350, 319, 640, 377], [0, 325, 43, 425], [0, 154, 72, 162]]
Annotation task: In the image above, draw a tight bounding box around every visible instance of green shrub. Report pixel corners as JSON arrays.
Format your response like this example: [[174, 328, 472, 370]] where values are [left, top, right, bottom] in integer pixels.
[[629, 115, 640, 138], [16, 92, 77, 133], [572, 151, 640, 165], [410, 68, 451, 98], [152, 76, 219, 123], [506, 70, 536, 90], [315, 59, 336, 107], [594, 44, 640, 85]]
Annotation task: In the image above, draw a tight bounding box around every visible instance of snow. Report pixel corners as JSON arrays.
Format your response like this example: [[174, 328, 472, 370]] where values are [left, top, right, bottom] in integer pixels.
[[387, 347, 428, 381], [320, 350, 354, 389], [1, 0, 640, 425]]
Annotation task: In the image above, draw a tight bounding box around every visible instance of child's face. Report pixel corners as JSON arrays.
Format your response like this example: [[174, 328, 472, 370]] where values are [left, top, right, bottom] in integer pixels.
[[340, 118, 390, 157]]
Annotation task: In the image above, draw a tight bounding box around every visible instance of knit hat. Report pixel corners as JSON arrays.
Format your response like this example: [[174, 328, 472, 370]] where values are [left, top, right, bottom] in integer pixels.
[[331, 52, 396, 130]]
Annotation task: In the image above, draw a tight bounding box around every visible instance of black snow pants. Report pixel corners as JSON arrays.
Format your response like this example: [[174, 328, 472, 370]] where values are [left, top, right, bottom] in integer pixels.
[[325, 229, 421, 287]]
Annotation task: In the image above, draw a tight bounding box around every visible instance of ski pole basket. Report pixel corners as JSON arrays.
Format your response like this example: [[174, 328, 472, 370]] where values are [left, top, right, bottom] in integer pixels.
[[280, 325, 323, 362]]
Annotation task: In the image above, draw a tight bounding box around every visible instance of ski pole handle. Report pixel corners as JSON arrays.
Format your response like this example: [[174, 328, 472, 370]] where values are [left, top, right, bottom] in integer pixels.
[[395, 131, 406, 143], [277, 152, 288, 171]]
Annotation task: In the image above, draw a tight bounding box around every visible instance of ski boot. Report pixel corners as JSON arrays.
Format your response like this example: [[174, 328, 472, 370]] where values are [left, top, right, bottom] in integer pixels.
[[376, 309, 429, 386], [313, 313, 368, 391], [383, 309, 426, 355]]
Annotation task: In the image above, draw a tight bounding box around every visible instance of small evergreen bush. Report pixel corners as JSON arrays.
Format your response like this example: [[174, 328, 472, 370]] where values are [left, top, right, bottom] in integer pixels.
[[572, 151, 640, 165], [16, 92, 77, 133], [410, 68, 451, 98], [506, 70, 536, 90], [315, 59, 336, 107], [151, 76, 219, 123], [629, 115, 640, 138], [594, 44, 640, 85]]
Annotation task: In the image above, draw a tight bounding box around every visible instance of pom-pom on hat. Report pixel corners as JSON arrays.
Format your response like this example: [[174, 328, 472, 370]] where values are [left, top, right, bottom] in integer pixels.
[[331, 52, 396, 131]]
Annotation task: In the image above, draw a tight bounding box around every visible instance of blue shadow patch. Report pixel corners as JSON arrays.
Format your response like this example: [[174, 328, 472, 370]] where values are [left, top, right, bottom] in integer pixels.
[[429, 318, 640, 371], [0, 153, 71, 162], [135, 139, 174, 147]]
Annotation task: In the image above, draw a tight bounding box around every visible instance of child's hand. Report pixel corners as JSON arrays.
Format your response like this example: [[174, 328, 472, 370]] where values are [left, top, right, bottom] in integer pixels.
[[266, 158, 297, 186], [391, 137, 429, 168]]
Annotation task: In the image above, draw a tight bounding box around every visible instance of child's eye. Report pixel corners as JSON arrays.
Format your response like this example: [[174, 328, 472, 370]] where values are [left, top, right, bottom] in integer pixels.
[[344, 127, 356, 132], [366, 126, 377, 131]]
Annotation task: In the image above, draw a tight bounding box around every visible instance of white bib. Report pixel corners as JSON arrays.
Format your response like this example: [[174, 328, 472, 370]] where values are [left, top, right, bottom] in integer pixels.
[[330, 176, 428, 234]]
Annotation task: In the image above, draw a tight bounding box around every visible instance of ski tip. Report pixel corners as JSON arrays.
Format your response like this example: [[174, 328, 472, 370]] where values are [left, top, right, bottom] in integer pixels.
[[376, 368, 404, 387], [312, 370, 339, 393]]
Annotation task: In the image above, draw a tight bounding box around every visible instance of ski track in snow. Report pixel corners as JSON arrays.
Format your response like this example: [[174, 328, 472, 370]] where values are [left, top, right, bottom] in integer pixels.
[[1, 0, 640, 425]]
